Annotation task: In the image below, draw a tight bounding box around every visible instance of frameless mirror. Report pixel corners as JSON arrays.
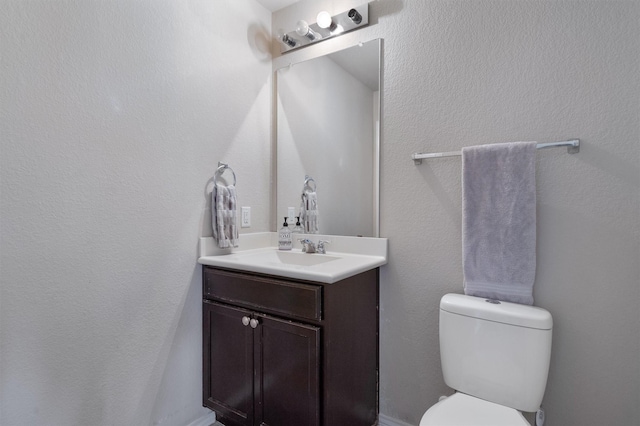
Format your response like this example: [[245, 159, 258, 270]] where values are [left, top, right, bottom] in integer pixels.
[[276, 39, 382, 237]]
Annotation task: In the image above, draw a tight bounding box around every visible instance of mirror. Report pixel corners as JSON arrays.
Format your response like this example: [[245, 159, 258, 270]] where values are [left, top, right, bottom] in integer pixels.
[[276, 39, 382, 237]]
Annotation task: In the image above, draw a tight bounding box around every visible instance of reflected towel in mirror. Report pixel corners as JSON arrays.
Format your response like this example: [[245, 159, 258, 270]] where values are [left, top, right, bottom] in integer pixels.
[[300, 189, 319, 234]]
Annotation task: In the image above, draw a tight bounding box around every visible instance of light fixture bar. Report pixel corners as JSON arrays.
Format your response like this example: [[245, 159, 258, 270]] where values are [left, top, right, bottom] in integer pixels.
[[278, 3, 369, 54]]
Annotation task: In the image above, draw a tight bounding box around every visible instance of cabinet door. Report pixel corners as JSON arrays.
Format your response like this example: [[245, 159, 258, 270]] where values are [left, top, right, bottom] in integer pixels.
[[254, 314, 320, 426], [203, 301, 254, 426]]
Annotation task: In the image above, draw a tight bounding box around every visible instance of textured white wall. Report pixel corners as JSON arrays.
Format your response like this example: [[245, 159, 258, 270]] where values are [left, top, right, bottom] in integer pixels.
[[275, 1, 639, 425], [0, 1, 271, 425], [2, 1, 638, 426]]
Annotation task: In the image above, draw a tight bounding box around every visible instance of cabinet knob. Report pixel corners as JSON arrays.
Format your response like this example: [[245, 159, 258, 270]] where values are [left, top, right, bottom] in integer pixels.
[[242, 316, 250, 326], [249, 318, 259, 329]]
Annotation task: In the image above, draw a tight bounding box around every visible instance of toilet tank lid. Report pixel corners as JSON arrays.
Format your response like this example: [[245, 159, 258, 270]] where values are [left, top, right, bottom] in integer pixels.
[[440, 294, 553, 330]]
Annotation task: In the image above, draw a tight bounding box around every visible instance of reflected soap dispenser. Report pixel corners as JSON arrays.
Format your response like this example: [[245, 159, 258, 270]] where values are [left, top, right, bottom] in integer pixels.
[[278, 217, 292, 250], [292, 216, 304, 235]]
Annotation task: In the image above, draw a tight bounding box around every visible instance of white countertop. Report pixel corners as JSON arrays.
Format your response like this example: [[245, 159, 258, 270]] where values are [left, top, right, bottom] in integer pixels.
[[197, 232, 387, 284]]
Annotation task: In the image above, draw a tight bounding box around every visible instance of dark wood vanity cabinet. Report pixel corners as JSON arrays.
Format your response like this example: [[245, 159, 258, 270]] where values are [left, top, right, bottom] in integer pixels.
[[202, 266, 379, 426], [203, 301, 320, 426]]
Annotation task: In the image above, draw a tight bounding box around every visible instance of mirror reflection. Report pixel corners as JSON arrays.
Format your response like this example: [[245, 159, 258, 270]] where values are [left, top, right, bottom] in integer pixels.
[[276, 39, 381, 237]]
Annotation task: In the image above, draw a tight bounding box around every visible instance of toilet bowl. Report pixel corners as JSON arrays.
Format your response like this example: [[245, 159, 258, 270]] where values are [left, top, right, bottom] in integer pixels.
[[419, 294, 553, 426], [419, 393, 529, 426]]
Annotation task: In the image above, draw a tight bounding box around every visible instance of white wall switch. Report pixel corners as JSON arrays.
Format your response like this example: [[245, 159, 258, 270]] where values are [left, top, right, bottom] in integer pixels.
[[287, 207, 296, 223], [241, 207, 251, 228]]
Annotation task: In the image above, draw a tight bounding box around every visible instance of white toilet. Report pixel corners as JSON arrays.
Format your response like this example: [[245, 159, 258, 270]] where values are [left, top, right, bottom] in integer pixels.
[[420, 293, 553, 426]]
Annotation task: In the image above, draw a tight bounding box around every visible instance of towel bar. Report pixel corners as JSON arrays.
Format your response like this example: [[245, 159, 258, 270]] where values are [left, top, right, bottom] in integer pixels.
[[303, 175, 317, 192], [214, 162, 236, 185], [412, 139, 580, 165]]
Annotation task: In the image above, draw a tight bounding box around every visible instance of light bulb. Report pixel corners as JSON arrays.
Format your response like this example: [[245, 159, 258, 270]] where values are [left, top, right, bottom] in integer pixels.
[[317, 11, 332, 29], [295, 20, 309, 36], [317, 11, 338, 32], [295, 20, 318, 40]]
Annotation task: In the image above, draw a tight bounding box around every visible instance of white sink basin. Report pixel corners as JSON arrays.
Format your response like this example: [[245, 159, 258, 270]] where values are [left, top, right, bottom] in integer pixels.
[[273, 251, 340, 266], [198, 233, 387, 284]]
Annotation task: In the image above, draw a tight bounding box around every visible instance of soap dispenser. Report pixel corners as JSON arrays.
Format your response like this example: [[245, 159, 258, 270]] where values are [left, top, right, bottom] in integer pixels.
[[278, 217, 292, 250], [292, 216, 304, 235]]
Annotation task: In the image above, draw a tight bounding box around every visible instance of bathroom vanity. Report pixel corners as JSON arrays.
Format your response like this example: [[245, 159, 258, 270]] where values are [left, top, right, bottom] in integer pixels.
[[198, 36, 386, 425], [198, 233, 387, 426]]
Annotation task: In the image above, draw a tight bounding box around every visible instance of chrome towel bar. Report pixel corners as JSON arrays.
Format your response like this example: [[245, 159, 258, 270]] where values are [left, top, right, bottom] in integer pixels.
[[412, 139, 580, 165]]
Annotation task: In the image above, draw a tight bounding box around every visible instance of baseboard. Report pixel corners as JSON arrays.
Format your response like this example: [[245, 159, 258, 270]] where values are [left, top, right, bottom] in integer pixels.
[[190, 411, 415, 426], [378, 413, 416, 426], [185, 411, 217, 426]]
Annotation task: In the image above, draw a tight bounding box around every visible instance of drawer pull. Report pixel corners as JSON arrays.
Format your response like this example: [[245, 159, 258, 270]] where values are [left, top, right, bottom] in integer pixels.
[[249, 318, 260, 329], [242, 316, 251, 326]]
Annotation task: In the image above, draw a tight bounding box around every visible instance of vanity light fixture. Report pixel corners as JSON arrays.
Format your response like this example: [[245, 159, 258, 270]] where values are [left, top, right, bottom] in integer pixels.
[[277, 3, 369, 53]]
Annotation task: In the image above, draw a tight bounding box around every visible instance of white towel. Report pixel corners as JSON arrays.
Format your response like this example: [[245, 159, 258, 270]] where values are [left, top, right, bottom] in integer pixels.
[[300, 190, 319, 234], [212, 183, 238, 248], [462, 141, 537, 305]]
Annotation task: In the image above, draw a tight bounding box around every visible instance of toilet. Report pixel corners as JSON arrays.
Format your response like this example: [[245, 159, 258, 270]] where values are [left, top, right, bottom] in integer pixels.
[[420, 294, 553, 426]]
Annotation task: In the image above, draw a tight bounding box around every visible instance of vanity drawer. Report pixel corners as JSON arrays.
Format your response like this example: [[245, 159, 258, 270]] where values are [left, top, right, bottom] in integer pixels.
[[203, 267, 322, 321]]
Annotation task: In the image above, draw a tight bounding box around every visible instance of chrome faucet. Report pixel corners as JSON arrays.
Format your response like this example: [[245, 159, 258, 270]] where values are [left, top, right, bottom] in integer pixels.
[[298, 238, 330, 254], [298, 238, 316, 253], [316, 240, 330, 254]]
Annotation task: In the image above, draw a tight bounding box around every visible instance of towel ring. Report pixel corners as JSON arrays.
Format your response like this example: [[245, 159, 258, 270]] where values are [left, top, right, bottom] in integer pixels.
[[303, 175, 317, 192], [214, 162, 236, 186]]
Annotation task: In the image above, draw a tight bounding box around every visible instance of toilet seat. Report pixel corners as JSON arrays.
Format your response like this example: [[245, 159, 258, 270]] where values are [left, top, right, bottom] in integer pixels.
[[419, 392, 530, 426]]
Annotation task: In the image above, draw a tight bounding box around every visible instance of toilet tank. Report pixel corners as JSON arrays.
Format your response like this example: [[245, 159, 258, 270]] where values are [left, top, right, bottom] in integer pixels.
[[439, 294, 553, 413]]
